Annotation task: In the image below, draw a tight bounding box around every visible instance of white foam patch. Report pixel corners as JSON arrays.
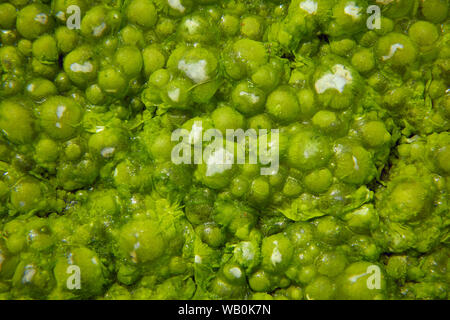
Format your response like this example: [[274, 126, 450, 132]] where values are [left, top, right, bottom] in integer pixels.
[[195, 255, 202, 264], [93, 22, 106, 37], [27, 230, 38, 241], [22, 265, 36, 284], [184, 19, 200, 34], [315, 64, 353, 94], [27, 83, 35, 92], [178, 59, 208, 83], [101, 147, 115, 158], [34, 13, 48, 25], [382, 43, 404, 61], [239, 91, 260, 104], [352, 155, 359, 170], [168, 88, 180, 102], [238, 242, 255, 261], [349, 272, 366, 283], [206, 147, 234, 177], [56, 105, 66, 119], [344, 2, 362, 19], [168, 0, 185, 13], [70, 61, 93, 73], [299, 0, 318, 14], [229, 267, 242, 278], [55, 11, 65, 21], [270, 241, 282, 265], [189, 121, 203, 144]]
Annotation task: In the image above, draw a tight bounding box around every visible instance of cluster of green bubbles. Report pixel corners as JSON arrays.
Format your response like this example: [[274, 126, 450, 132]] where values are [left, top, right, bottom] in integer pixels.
[[0, 0, 448, 299]]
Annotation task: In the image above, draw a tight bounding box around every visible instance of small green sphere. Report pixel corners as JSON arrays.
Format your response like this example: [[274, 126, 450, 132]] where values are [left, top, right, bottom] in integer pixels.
[[119, 219, 165, 263], [10, 179, 42, 213], [0, 3, 17, 29], [32, 35, 58, 64], [142, 46, 166, 78], [240, 16, 263, 40], [360, 121, 391, 148], [232, 81, 266, 115], [25, 78, 58, 101], [351, 48, 375, 73], [211, 106, 245, 134], [420, 0, 448, 23], [63, 45, 98, 88], [288, 131, 331, 171], [249, 269, 271, 292], [408, 21, 439, 46], [55, 26, 79, 54], [0, 100, 35, 144], [98, 68, 128, 97], [114, 46, 143, 77], [376, 33, 417, 67], [127, 0, 157, 29], [80, 6, 109, 39], [266, 86, 300, 123], [16, 4, 53, 40], [40, 96, 82, 140], [304, 168, 333, 194], [305, 276, 335, 300]]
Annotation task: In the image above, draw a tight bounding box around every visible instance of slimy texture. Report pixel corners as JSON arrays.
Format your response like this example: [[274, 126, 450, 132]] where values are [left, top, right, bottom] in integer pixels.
[[0, 0, 448, 300]]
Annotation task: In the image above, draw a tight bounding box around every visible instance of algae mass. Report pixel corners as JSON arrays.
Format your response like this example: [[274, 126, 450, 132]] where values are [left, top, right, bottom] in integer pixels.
[[0, 0, 449, 300]]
